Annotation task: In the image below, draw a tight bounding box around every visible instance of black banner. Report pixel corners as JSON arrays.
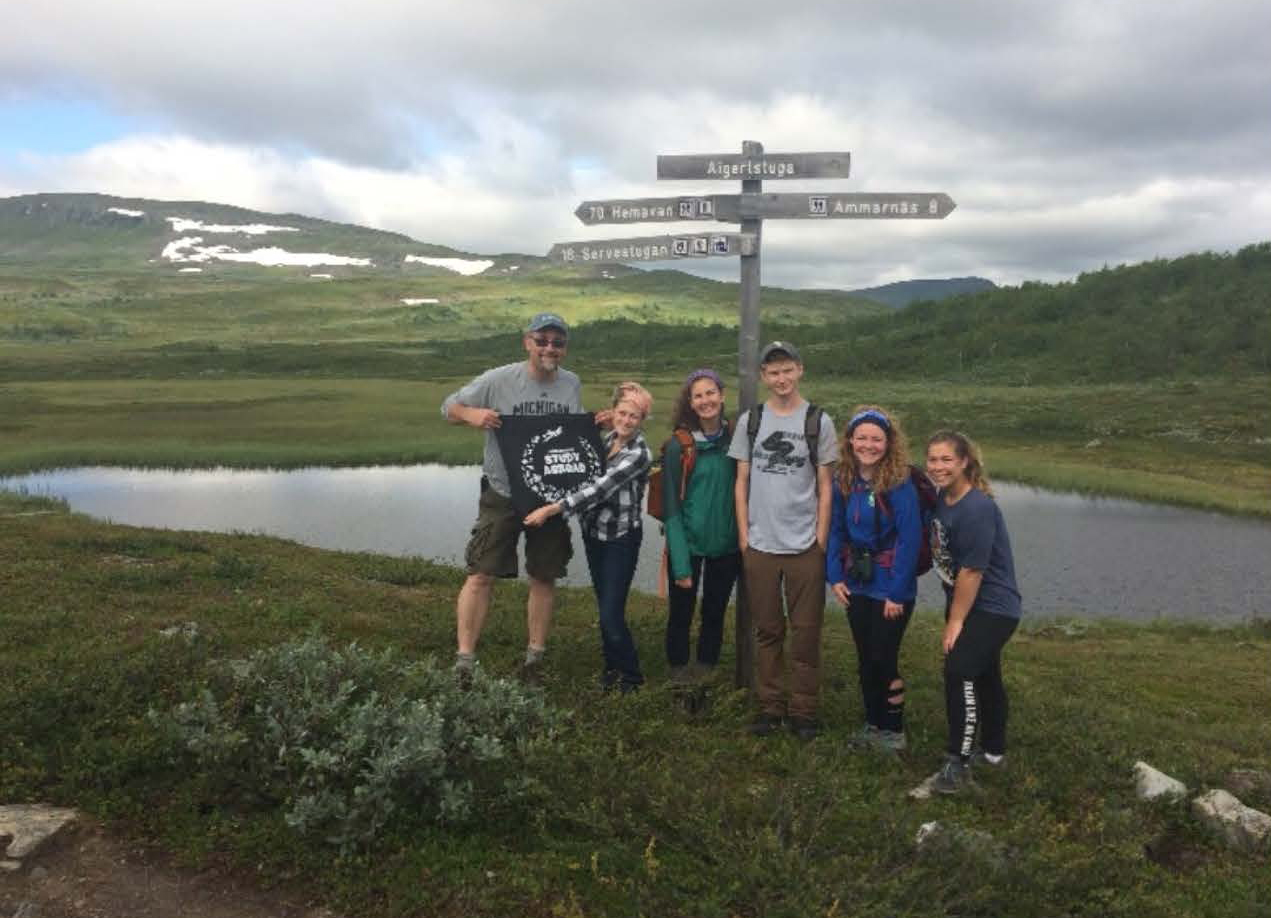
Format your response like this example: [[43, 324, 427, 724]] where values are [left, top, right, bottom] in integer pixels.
[[495, 414, 606, 516]]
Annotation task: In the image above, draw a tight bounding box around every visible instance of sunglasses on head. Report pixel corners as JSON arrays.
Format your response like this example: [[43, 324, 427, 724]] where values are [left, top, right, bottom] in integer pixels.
[[532, 335, 567, 349]]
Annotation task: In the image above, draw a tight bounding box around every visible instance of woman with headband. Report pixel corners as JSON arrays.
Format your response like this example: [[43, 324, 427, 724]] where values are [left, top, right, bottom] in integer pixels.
[[525, 381, 654, 692], [826, 405, 922, 753], [660, 368, 741, 681]]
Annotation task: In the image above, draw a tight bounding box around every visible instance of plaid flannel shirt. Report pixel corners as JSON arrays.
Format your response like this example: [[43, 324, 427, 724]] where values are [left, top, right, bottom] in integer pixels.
[[562, 430, 652, 541]]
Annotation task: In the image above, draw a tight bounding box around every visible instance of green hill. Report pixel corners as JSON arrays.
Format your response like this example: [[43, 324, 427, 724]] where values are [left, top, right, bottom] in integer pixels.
[[807, 245, 1271, 383], [849, 276, 996, 308]]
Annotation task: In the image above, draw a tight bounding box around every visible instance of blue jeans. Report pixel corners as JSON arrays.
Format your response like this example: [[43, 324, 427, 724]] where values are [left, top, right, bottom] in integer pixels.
[[584, 529, 644, 688]]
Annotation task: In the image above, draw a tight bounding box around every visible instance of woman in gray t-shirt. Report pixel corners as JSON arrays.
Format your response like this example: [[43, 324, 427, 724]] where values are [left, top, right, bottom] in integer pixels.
[[925, 430, 1021, 795]]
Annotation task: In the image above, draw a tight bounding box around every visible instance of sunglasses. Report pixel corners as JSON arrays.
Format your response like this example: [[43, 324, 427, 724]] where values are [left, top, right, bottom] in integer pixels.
[[531, 336, 567, 349]]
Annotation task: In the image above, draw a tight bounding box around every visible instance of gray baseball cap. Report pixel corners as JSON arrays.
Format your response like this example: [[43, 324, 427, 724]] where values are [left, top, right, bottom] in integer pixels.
[[525, 312, 569, 335], [759, 340, 801, 364]]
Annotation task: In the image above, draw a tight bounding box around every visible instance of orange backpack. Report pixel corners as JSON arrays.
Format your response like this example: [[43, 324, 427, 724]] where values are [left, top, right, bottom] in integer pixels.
[[646, 429, 697, 522]]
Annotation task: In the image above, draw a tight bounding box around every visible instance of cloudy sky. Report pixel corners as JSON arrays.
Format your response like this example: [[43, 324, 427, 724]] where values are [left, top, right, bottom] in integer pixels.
[[2, 0, 1269, 289]]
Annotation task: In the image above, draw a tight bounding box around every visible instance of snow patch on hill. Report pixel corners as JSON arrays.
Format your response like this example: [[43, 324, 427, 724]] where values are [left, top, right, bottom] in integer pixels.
[[162, 236, 373, 267], [166, 217, 299, 235], [404, 255, 493, 275], [107, 207, 145, 217], [400, 298, 440, 305]]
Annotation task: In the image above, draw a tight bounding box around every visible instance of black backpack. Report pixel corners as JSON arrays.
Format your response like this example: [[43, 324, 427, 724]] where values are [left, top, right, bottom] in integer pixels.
[[876, 465, 939, 576], [745, 401, 825, 467]]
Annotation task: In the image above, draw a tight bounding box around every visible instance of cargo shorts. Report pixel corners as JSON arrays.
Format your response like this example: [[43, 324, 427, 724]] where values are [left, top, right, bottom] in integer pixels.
[[464, 480, 573, 581]]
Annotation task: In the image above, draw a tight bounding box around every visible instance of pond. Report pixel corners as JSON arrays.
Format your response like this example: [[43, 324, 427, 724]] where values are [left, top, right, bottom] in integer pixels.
[[4, 464, 1269, 624]]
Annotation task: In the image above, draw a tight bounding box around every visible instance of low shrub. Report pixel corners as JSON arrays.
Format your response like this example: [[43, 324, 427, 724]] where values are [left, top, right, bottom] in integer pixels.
[[158, 635, 561, 850]]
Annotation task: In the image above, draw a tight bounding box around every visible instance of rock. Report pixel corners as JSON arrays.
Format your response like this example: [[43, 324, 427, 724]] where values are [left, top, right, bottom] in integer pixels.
[[0, 805, 79, 860], [1134, 761, 1188, 801], [159, 621, 200, 641], [1084, 438, 1102, 449], [908, 772, 942, 801], [1192, 789, 1271, 853], [1225, 768, 1271, 799], [28, 865, 48, 881], [12, 902, 40, 918], [0, 861, 21, 872], [914, 820, 1008, 870]]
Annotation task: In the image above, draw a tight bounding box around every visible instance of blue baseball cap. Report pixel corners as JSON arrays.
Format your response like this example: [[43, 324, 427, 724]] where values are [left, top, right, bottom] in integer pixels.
[[526, 312, 569, 335]]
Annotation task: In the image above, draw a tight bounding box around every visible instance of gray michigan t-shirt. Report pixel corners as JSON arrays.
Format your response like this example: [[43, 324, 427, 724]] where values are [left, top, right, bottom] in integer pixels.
[[728, 400, 838, 554], [441, 361, 583, 497]]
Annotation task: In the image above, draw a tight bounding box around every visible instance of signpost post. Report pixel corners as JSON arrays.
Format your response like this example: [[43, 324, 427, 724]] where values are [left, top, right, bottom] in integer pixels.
[[547, 142, 956, 689]]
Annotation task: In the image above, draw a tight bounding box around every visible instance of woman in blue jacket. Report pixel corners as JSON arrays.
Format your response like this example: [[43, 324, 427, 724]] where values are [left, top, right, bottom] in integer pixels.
[[826, 405, 922, 752]]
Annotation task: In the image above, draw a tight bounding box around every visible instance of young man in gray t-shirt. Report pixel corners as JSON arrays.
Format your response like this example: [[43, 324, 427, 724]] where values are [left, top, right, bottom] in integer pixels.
[[441, 312, 583, 683], [729, 341, 838, 739]]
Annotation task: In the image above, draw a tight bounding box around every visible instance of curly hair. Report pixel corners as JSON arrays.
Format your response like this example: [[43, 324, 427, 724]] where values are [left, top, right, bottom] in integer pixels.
[[838, 404, 911, 496], [670, 371, 728, 432], [926, 429, 994, 497]]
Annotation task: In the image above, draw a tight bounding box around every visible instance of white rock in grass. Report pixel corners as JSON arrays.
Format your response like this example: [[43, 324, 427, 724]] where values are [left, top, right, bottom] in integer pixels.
[[0, 804, 79, 859], [908, 772, 942, 801], [1192, 789, 1271, 853], [1134, 761, 1188, 801], [914, 820, 1008, 869]]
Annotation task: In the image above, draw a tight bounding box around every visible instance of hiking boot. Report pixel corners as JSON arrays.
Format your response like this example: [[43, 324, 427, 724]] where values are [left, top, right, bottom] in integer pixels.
[[452, 656, 476, 690], [748, 712, 785, 737], [932, 756, 974, 795], [848, 723, 881, 748], [872, 729, 908, 753], [518, 657, 544, 687], [787, 716, 822, 742], [971, 749, 1006, 770]]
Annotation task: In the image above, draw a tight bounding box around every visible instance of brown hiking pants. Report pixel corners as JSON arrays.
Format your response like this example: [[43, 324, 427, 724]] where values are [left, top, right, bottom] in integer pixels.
[[743, 545, 826, 720]]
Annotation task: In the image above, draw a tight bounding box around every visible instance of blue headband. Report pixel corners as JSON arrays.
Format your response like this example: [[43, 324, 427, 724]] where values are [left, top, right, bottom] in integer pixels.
[[848, 409, 891, 433]]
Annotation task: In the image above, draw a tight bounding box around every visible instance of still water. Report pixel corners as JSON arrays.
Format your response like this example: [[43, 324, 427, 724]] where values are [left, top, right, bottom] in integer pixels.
[[4, 464, 1269, 623]]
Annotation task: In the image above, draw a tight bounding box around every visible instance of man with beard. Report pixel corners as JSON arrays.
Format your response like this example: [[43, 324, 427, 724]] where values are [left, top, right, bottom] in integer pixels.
[[441, 313, 582, 685]]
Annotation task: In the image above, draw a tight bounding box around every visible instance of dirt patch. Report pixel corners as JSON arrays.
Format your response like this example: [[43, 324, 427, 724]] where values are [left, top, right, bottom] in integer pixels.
[[0, 818, 341, 918], [1144, 828, 1210, 873]]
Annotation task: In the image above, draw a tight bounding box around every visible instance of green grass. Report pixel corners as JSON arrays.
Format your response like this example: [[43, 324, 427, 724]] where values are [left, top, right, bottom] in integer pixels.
[[2, 492, 1269, 917]]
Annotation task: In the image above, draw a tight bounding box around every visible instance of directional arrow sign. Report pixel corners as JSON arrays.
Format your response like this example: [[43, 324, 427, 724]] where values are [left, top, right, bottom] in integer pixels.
[[738, 192, 956, 219], [657, 151, 850, 181], [574, 195, 741, 225], [548, 233, 757, 264]]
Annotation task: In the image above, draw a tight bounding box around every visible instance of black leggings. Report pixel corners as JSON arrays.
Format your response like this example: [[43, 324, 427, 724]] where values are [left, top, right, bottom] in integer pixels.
[[665, 552, 742, 667], [845, 594, 913, 732], [944, 610, 1018, 759]]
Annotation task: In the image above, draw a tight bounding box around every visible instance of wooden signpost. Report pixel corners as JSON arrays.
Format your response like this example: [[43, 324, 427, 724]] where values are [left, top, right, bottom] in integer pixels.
[[548, 141, 956, 689]]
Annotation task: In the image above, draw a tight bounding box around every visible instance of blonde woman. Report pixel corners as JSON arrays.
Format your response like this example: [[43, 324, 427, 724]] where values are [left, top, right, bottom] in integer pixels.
[[525, 382, 654, 691]]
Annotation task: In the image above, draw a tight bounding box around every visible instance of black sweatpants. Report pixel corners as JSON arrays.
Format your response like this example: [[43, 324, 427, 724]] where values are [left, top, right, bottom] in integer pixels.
[[944, 610, 1018, 759], [845, 594, 913, 732]]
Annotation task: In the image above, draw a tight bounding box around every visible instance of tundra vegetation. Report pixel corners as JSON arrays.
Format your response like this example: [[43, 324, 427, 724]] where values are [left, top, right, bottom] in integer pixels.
[[2, 489, 1269, 917], [2, 196, 1269, 914]]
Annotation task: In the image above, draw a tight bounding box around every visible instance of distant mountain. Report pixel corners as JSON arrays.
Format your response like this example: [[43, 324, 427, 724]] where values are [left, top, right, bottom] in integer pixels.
[[0, 192, 545, 276], [849, 276, 996, 308]]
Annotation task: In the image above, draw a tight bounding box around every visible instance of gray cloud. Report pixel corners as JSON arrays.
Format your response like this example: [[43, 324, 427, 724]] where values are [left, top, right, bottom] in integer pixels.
[[2, 0, 1269, 287]]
